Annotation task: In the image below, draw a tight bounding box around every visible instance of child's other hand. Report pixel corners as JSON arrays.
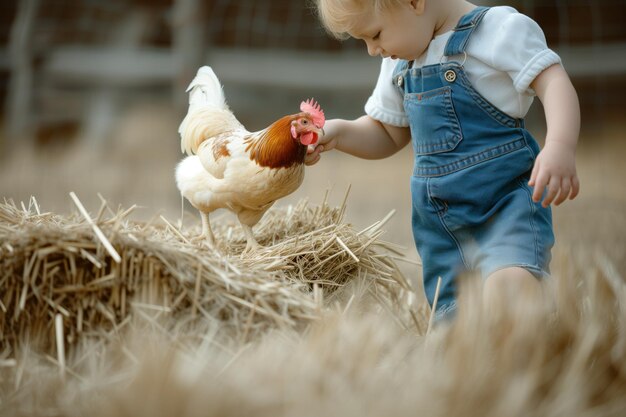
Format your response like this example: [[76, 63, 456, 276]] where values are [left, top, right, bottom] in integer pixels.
[[528, 140, 580, 207]]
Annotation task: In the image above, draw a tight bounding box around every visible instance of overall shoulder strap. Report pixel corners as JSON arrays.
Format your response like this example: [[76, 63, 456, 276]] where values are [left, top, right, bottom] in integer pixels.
[[443, 6, 490, 57]]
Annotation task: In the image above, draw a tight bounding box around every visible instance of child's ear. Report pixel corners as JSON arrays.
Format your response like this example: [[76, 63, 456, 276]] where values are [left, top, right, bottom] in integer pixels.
[[409, 0, 426, 15]]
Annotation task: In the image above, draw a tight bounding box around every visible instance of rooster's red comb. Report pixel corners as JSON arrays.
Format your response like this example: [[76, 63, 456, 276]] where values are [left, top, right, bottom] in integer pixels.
[[300, 98, 325, 128]]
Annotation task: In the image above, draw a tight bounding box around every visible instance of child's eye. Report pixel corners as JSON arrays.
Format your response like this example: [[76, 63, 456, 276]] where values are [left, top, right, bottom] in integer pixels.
[[373, 31, 381, 40]]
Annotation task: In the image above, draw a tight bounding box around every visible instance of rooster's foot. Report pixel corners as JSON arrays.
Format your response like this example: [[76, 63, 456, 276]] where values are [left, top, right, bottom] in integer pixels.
[[240, 240, 262, 258], [239, 224, 262, 258], [190, 235, 216, 249]]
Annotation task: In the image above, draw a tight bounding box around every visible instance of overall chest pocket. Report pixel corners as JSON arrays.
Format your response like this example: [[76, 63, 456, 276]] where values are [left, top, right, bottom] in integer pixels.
[[404, 86, 462, 155]]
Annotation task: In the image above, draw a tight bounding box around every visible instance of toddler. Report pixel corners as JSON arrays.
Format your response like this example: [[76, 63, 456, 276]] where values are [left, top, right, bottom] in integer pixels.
[[308, 0, 580, 318]]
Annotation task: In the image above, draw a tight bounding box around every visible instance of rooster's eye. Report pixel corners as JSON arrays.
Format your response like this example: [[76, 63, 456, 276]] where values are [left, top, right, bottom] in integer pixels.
[[302, 120, 308, 125]]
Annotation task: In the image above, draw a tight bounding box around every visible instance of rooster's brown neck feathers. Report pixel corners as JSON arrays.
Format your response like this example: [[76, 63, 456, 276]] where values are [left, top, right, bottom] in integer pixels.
[[244, 115, 307, 169]]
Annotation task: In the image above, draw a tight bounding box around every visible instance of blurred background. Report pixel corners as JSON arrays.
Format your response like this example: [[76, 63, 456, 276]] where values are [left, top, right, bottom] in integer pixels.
[[0, 0, 625, 279]]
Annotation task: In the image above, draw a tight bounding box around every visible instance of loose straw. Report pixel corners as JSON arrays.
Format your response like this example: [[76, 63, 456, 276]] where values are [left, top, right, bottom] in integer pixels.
[[335, 236, 359, 262], [69, 192, 121, 263], [426, 277, 442, 335], [55, 314, 65, 379], [160, 215, 190, 244]]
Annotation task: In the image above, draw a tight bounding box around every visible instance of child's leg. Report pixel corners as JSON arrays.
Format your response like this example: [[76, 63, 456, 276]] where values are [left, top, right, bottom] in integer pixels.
[[483, 267, 542, 315]]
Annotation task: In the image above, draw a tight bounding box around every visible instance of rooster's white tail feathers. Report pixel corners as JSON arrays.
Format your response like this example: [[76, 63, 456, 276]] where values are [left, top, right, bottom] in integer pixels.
[[185, 66, 227, 112], [179, 66, 243, 155]]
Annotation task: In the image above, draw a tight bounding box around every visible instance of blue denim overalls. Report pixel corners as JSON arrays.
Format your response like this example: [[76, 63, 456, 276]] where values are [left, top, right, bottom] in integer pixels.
[[393, 7, 554, 318]]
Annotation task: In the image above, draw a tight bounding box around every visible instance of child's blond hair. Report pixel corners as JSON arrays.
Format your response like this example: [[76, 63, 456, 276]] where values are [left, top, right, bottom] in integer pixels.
[[315, 0, 403, 39]]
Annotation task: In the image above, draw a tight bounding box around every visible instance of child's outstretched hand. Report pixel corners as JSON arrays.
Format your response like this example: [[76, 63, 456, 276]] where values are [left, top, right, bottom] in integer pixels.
[[528, 140, 580, 207], [305, 116, 410, 164], [304, 122, 338, 166]]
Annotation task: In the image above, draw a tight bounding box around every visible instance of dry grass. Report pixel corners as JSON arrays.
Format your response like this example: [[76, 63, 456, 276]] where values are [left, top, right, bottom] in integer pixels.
[[1, 244, 625, 416], [1, 193, 625, 416]]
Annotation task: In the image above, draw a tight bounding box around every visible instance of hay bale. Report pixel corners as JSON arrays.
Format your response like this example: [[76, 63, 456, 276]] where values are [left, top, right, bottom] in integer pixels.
[[0, 194, 415, 356]]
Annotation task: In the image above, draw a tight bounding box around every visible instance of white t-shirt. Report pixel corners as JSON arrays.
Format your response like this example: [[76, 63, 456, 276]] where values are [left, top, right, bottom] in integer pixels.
[[365, 6, 561, 126]]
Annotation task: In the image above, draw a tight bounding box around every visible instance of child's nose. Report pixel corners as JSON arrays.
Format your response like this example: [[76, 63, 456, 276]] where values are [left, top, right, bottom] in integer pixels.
[[366, 42, 379, 57]]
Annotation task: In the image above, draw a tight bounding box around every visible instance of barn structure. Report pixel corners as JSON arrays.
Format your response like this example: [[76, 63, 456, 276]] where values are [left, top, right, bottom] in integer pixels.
[[1, 0, 625, 147]]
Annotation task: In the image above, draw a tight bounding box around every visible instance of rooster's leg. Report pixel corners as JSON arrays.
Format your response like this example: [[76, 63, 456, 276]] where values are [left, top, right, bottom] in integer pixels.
[[200, 211, 215, 246], [241, 224, 260, 253]]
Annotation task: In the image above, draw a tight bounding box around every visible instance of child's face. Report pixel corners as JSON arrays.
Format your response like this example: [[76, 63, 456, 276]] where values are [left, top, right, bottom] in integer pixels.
[[349, 1, 434, 60]]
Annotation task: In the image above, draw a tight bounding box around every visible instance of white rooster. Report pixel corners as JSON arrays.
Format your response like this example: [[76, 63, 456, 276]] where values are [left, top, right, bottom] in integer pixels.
[[175, 67, 325, 252]]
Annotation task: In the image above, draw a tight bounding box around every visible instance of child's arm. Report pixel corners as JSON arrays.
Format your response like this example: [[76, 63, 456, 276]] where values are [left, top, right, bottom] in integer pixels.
[[305, 116, 411, 165], [529, 64, 581, 207]]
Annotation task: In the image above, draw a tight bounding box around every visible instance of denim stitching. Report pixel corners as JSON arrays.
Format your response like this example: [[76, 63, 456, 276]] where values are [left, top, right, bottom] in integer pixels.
[[444, 7, 490, 56], [406, 88, 448, 100], [406, 87, 463, 154], [414, 138, 526, 177], [456, 69, 518, 128], [446, 89, 463, 145], [485, 264, 545, 279], [417, 62, 517, 128], [427, 179, 470, 270], [516, 176, 540, 268]]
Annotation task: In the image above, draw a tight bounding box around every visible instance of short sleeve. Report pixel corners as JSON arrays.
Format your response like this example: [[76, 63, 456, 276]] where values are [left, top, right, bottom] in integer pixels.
[[364, 58, 408, 127], [486, 10, 561, 95]]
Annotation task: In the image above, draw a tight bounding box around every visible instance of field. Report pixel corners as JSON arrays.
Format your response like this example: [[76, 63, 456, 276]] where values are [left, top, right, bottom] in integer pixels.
[[0, 98, 625, 415]]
